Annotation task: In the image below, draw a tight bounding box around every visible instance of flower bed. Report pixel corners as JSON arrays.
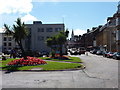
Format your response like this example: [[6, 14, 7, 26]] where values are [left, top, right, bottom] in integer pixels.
[[7, 56, 47, 66], [50, 54, 70, 60]]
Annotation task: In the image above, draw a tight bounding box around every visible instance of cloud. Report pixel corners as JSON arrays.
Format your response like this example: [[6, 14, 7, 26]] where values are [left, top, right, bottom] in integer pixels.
[[21, 14, 38, 23], [0, 0, 33, 14], [74, 29, 86, 35], [0, 28, 4, 33]]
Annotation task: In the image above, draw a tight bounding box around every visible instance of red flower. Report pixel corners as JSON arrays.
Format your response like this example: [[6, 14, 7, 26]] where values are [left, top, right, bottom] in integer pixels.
[[7, 57, 47, 66]]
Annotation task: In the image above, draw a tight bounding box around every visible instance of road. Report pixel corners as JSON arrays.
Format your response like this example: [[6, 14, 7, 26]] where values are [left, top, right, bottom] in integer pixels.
[[1, 53, 118, 88]]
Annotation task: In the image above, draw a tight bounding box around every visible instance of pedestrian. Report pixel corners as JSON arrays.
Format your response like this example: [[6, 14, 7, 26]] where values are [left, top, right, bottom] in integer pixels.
[[86, 51, 88, 56], [2, 55, 6, 60], [10, 49, 13, 58], [11, 48, 16, 59]]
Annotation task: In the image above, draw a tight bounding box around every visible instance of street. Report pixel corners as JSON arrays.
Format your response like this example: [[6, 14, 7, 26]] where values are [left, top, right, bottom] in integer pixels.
[[1, 53, 118, 88]]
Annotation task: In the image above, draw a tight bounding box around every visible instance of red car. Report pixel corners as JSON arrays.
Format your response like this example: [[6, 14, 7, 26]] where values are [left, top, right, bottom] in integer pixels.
[[106, 52, 114, 58]]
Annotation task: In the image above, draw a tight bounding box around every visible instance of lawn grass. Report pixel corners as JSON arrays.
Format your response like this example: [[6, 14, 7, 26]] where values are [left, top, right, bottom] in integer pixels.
[[39, 57, 82, 63], [1, 58, 82, 71]]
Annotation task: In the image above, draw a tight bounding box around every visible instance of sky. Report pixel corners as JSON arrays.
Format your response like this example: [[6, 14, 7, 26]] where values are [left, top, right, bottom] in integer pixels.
[[0, 0, 119, 38]]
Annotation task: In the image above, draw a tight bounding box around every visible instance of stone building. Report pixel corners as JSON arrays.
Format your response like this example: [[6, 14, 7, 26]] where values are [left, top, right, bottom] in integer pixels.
[[67, 30, 81, 49], [96, 3, 119, 52]]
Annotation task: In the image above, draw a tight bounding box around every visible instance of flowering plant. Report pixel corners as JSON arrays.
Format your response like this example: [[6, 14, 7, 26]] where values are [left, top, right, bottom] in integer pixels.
[[50, 54, 70, 60], [7, 56, 47, 66]]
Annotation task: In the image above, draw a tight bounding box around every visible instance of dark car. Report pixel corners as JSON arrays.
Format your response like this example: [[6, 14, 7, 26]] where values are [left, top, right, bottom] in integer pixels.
[[113, 52, 120, 60], [78, 47, 86, 54], [96, 50, 103, 55], [91, 49, 98, 54], [103, 51, 108, 57], [41, 51, 49, 57], [106, 52, 114, 58]]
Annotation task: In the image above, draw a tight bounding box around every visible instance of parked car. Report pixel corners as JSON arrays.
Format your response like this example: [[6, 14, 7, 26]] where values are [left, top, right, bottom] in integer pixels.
[[70, 48, 79, 55], [91, 49, 98, 54], [78, 47, 86, 54], [90, 50, 93, 53], [3, 50, 11, 55], [103, 51, 108, 57], [112, 52, 120, 60], [96, 50, 103, 55], [106, 52, 114, 58], [41, 51, 49, 57]]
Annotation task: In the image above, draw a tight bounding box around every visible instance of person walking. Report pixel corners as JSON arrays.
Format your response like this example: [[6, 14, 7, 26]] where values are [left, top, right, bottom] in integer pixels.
[[85, 51, 88, 56]]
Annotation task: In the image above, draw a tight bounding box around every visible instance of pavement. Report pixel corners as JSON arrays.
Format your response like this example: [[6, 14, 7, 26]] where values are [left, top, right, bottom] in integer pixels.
[[1, 52, 119, 88]]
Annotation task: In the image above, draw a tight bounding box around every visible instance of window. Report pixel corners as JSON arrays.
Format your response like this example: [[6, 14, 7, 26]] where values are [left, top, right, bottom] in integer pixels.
[[38, 36, 44, 41], [38, 28, 44, 32], [46, 28, 53, 32], [8, 43, 11, 46], [8, 48, 11, 50], [55, 28, 61, 32], [4, 48, 6, 50], [116, 18, 120, 26], [4, 37, 7, 41], [4, 43, 7, 46], [46, 36, 49, 39], [8, 37, 12, 41]]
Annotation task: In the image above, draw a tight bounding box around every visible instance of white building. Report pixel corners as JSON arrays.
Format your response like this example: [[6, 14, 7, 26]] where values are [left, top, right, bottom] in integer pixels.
[[1, 21, 66, 54], [2, 33, 17, 52], [24, 21, 65, 53]]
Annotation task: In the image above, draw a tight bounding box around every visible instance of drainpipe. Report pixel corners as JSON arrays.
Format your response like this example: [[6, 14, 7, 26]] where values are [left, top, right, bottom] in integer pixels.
[[116, 2, 120, 53], [116, 28, 120, 53], [110, 28, 112, 52]]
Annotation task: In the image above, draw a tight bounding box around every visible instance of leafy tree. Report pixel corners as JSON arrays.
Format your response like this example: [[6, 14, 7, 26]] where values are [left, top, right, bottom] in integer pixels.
[[56, 31, 66, 56], [46, 37, 57, 48], [46, 36, 57, 57], [46, 30, 69, 57], [4, 18, 28, 59], [65, 28, 69, 38]]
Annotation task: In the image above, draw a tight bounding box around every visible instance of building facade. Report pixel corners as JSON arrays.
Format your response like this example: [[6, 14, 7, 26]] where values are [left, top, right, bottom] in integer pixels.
[[67, 30, 82, 49], [1, 33, 17, 52], [0, 33, 2, 52], [24, 21, 65, 53], [78, 2, 120, 52]]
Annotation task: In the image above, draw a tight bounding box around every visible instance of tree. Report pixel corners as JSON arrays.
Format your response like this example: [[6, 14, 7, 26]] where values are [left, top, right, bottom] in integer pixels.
[[56, 31, 67, 56], [46, 37, 57, 48], [65, 28, 69, 38], [46, 30, 69, 57], [4, 18, 28, 59]]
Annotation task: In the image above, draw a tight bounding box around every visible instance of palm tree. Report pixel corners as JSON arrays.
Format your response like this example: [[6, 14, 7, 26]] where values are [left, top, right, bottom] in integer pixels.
[[4, 18, 28, 59]]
